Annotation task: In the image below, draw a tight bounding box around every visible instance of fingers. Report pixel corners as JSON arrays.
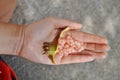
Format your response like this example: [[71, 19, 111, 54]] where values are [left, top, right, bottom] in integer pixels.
[[85, 43, 110, 52], [70, 31, 108, 44], [80, 50, 107, 59], [47, 17, 83, 29], [60, 54, 95, 64]]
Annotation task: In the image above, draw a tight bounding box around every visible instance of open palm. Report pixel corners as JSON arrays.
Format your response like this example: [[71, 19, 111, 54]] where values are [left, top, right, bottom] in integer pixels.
[[20, 17, 110, 65]]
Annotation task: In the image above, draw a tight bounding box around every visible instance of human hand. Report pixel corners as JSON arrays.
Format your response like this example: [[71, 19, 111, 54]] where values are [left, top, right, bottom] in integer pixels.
[[20, 17, 110, 65]]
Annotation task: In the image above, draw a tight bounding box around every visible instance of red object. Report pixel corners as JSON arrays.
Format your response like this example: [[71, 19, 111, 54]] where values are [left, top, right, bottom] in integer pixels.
[[0, 61, 18, 80]]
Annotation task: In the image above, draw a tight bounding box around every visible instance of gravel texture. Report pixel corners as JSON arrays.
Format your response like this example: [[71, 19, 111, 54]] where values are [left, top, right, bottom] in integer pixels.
[[1, 0, 120, 80]]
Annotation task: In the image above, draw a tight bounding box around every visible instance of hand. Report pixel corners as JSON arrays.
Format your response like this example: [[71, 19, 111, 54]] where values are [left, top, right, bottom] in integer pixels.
[[20, 17, 110, 65]]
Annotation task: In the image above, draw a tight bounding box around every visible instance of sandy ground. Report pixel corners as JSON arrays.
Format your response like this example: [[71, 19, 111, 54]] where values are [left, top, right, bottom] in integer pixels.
[[1, 0, 120, 80]]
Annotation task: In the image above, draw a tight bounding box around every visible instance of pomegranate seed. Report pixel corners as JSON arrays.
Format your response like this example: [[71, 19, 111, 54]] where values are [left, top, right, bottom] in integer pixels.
[[58, 33, 85, 56]]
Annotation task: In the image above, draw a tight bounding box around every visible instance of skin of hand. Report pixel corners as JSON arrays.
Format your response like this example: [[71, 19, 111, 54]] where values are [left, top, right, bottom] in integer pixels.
[[0, 22, 24, 55], [0, 0, 17, 22], [19, 17, 110, 65]]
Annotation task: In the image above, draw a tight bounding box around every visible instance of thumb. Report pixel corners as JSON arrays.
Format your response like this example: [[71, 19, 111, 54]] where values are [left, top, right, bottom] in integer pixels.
[[48, 17, 83, 29]]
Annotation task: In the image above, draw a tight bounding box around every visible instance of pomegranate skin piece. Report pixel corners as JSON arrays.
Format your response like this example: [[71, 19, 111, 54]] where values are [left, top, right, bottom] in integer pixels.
[[45, 27, 86, 63]]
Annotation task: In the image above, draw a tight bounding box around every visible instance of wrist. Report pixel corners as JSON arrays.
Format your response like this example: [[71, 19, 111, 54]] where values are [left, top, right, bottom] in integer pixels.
[[0, 22, 24, 55]]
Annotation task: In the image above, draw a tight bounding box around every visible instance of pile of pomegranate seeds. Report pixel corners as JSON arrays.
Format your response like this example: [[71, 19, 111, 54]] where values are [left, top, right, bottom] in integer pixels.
[[58, 33, 86, 57]]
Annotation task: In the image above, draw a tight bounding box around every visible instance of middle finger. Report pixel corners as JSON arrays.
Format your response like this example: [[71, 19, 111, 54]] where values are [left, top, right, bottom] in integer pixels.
[[85, 43, 110, 52]]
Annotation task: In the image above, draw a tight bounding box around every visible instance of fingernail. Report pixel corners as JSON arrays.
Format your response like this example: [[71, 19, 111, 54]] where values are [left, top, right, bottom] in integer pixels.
[[96, 53, 107, 60], [104, 39, 109, 44], [107, 46, 111, 51]]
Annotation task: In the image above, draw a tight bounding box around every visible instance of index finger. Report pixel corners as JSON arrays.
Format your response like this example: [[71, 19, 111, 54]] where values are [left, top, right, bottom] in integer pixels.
[[70, 31, 108, 44], [48, 17, 83, 29]]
